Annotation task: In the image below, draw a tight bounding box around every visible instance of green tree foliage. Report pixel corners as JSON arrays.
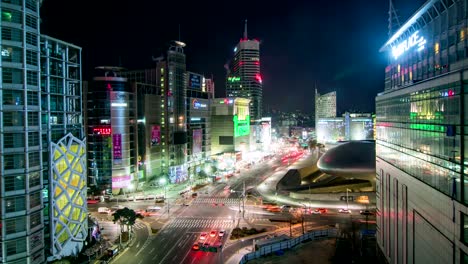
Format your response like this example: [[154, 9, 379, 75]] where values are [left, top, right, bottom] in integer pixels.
[[112, 207, 144, 234]]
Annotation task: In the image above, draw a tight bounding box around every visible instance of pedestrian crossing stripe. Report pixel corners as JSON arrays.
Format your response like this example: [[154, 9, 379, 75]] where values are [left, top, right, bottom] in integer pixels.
[[192, 198, 241, 205], [165, 218, 237, 229]]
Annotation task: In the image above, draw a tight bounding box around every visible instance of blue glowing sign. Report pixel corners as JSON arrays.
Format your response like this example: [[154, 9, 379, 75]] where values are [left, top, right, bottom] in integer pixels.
[[392, 31, 426, 59]]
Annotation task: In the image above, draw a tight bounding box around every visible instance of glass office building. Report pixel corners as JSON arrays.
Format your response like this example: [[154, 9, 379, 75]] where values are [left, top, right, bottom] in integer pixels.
[[1, 1, 86, 262], [87, 67, 137, 195], [226, 21, 262, 120], [376, 0, 468, 263]]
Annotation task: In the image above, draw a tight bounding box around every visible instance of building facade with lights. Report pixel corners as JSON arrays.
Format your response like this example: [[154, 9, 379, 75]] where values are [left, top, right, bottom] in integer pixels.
[[120, 68, 168, 183], [316, 112, 374, 143], [250, 117, 272, 152], [315, 89, 336, 127], [86, 67, 138, 195], [186, 84, 212, 182], [211, 98, 250, 156], [226, 21, 262, 120], [1, 2, 87, 262], [376, 0, 468, 263]]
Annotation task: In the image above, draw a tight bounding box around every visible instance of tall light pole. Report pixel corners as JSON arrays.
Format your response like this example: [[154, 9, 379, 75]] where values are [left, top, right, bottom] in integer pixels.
[[160, 178, 169, 217], [346, 188, 351, 210]]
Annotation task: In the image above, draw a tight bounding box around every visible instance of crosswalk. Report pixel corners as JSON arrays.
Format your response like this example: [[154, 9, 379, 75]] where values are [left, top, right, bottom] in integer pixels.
[[165, 217, 237, 229], [192, 197, 241, 205]]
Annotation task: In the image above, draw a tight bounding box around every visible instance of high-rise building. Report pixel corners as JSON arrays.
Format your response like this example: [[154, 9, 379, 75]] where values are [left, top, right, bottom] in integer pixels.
[[120, 68, 167, 182], [86, 67, 138, 195], [186, 75, 212, 183], [226, 20, 262, 120], [314, 89, 336, 125], [1, 2, 86, 262], [376, 0, 468, 263]]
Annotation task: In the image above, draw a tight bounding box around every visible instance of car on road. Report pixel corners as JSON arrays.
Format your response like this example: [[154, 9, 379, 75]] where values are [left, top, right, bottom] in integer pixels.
[[98, 207, 111, 214], [312, 208, 328, 214], [87, 198, 100, 204], [338, 208, 352, 214], [192, 243, 200, 251], [360, 210, 375, 216], [199, 232, 207, 240], [210, 230, 217, 237], [111, 205, 124, 211], [218, 230, 225, 237]]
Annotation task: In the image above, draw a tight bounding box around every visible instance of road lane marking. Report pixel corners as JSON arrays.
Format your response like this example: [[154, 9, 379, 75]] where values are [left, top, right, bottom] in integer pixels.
[[158, 235, 186, 264]]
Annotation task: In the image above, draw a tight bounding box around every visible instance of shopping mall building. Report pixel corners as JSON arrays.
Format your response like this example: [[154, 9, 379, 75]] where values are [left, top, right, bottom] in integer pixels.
[[376, 0, 468, 263]]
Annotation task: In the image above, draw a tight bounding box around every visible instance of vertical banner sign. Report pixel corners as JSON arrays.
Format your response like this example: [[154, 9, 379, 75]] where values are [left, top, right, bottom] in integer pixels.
[[151, 125, 161, 146], [192, 129, 202, 155], [113, 134, 122, 160]]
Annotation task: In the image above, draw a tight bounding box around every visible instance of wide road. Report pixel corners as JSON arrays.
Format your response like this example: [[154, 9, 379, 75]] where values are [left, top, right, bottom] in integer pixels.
[[110, 152, 290, 264]]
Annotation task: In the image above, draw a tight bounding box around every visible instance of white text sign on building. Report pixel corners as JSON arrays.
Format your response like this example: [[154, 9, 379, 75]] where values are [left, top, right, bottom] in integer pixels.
[[392, 31, 426, 59]]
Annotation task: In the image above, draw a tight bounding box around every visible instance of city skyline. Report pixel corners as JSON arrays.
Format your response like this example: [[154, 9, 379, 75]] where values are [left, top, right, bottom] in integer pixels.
[[40, 0, 426, 114]]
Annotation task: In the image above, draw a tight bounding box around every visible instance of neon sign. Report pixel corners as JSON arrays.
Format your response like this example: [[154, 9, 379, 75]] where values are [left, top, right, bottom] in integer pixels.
[[228, 76, 241, 82], [192, 99, 207, 109], [392, 31, 426, 59], [233, 115, 250, 137], [93, 127, 111, 135], [219, 98, 234, 104]]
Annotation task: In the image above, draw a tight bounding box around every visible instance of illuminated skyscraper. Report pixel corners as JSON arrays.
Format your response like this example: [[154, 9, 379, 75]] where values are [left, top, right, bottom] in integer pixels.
[[226, 20, 262, 120], [1, 2, 86, 262], [376, 0, 468, 263], [315, 89, 336, 129]]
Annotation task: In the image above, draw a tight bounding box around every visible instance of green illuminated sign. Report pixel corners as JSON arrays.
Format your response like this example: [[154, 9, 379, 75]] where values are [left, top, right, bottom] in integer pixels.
[[409, 123, 445, 132], [228, 76, 241, 82], [233, 115, 250, 137]]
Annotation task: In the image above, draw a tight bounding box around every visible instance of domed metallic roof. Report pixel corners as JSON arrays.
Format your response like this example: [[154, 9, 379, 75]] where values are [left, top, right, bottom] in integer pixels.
[[317, 141, 375, 180]]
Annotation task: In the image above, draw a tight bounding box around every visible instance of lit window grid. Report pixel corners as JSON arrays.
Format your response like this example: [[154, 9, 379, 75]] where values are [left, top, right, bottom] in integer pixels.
[[50, 134, 87, 258], [376, 82, 467, 202]]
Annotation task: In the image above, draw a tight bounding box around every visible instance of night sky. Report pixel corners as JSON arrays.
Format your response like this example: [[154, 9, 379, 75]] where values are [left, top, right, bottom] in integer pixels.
[[40, 0, 426, 114]]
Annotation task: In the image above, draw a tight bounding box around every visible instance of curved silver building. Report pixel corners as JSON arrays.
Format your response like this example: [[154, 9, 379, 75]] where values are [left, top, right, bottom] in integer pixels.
[[317, 141, 376, 181]]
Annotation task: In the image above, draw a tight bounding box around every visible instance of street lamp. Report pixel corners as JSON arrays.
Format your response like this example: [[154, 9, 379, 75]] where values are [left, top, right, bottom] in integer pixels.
[[346, 188, 351, 210], [159, 178, 167, 199]]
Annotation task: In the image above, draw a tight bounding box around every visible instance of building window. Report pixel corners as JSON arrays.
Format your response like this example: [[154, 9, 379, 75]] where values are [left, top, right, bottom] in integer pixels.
[[29, 172, 40, 188], [28, 112, 39, 126], [4, 153, 25, 170], [25, 14, 37, 29], [462, 250, 468, 264], [25, 0, 37, 11], [434, 42, 440, 54], [2, 89, 23, 105], [462, 213, 468, 245], [1, 27, 21, 42], [3, 133, 24, 148], [29, 191, 41, 208], [26, 32, 37, 46], [5, 196, 26, 213], [4, 174, 25, 192], [27, 70, 38, 85], [6, 216, 26, 234], [6, 238, 27, 256], [26, 50, 38, 66], [29, 152, 40, 167], [2, 68, 22, 84]]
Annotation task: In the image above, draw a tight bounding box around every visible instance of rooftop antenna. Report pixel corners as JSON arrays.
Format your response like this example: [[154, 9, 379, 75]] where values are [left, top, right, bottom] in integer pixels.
[[388, 0, 401, 37], [243, 19, 248, 40], [178, 24, 181, 41]]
